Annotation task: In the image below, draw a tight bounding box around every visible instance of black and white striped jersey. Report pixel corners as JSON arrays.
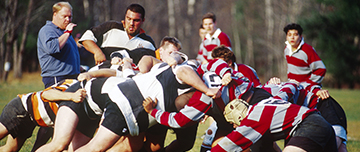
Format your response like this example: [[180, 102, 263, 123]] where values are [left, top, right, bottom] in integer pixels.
[[84, 62, 193, 135], [79, 20, 156, 60]]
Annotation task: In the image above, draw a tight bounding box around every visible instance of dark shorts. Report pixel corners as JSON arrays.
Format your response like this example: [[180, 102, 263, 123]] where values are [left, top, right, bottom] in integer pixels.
[[58, 82, 101, 138], [101, 101, 129, 136], [318, 96, 347, 132], [58, 100, 100, 138], [0, 97, 36, 138], [287, 113, 338, 152], [248, 88, 273, 105]]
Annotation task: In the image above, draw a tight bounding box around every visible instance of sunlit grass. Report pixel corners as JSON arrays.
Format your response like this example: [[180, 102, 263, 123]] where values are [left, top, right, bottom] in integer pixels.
[[0, 72, 359, 151]]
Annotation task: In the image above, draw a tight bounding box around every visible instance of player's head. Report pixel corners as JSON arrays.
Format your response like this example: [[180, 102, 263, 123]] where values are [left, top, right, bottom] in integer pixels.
[[283, 23, 303, 49], [283, 23, 303, 35], [211, 45, 235, 66], [224, 99, 249, 126], [202, 12, 217, 35], [159, 36, 182, 60], [122, 4, 145, 37], [199, 24, 207, 40], [52, 2, 73, 29]]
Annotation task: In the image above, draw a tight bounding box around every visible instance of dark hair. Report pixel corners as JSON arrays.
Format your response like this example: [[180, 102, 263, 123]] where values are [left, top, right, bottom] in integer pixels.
[[125, 4, 145, 20], [211, 45, 235, 63], [199, 24, 204, 29], [202, 12, 216, 23], [283, 23, 303, 35], [160, 36, 182, 51]]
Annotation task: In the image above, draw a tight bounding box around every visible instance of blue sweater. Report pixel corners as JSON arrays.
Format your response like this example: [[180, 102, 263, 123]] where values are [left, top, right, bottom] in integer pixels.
[[37, 21, 80, 77]]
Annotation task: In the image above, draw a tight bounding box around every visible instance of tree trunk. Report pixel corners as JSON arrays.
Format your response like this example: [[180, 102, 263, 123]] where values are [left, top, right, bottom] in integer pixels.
[[13, 0, 33, 78], [265, 0, 274, 80], [167, 0, 175, 36], [231, 4, 242, 63], [2, 0, 18, 82]]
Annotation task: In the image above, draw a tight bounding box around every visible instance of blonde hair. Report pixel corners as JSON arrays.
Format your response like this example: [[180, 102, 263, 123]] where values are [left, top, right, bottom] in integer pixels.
[[53, 2, 72, 13]]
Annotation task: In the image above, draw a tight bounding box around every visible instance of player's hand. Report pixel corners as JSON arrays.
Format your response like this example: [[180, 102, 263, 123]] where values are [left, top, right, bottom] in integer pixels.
[[122, 57, 134, 70], [65, 23, 77, 31], [77, 73, 92, 81], [71, 89, 86, 103], [206, 88, 221, 99], [221, 73, 232, 86], [200, 115, 210, 124], [268, 77, 281, 85], [122, 57, 134, 66], [163, 55, 178, 67], [94, 52, 106, 65], [316, 89, 330, 100], [143, 97, 158, 113], [111, 57, 122, 65], [288, 79, 300, 86]]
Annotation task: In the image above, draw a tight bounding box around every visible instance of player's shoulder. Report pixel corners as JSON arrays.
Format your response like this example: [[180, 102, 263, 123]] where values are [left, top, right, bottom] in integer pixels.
[[138, 33, 156, 47], [300, 43, 316, 53], [91, 20, 124, 31]]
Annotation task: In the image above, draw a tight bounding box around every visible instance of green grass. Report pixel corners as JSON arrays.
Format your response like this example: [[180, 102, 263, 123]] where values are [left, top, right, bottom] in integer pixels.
[[0, 72, 359, 151]]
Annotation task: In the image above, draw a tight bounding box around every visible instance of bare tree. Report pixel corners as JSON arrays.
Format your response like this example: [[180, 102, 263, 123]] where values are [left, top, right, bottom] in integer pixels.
[[167, 0, 175, 36], [13, 0, 34, 78]]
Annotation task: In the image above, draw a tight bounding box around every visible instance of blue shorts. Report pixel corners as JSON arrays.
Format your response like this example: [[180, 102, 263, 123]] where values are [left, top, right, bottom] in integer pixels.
[[42, 74, 78, 88]]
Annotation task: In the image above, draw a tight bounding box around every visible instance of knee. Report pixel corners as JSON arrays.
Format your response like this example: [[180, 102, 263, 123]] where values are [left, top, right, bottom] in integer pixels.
[[0, 145, 19, 152]]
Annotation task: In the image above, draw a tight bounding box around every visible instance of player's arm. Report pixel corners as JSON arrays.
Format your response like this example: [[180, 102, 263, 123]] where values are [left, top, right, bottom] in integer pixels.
[[176, 66, 220, 98], [137, 55, 162, 73], [82, 40, 106, 65], [143, 91, 213, 128], [41, 88, 86, 103], [78, 69, 117, 81]]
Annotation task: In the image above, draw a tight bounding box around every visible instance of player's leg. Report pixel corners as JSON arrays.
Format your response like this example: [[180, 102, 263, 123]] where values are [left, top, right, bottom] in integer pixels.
[[0, 123, 8, 140], [285, 113, 338, 152], [0, 96, 36, 151], [165, 123, 199, 152], [143, 124, 168, 152], [36, 106, 79, 152], [68, 130, 92, 151], [75, 125, 120, 152], [0, 135, 26, 152], [283, 145, 307, 152], [106, 133, 145, 152], [75, 101, 131, 152], [200, 120, 217, 152], [30, 127, 53, 152]]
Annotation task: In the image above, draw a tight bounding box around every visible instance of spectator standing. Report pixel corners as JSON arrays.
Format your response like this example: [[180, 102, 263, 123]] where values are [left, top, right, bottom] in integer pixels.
[[37, 1, 80, 88], [35, 2, 80, 151], [79, 4, 156, 65], [198, 12, 232, 63], [196, 24, 208, 63], [283, 23, 326, 92]]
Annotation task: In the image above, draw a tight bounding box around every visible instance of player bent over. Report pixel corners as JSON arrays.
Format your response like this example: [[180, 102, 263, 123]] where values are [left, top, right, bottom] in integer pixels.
[[0, 79, 85, 151], [214, 98, 337, 152]]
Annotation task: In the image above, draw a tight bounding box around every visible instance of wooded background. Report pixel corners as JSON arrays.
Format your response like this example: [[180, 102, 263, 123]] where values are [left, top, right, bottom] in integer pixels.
[[1, 0, 359, 88]]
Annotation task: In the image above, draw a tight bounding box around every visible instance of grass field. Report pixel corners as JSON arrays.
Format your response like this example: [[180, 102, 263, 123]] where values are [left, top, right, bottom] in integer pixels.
[[0, 72, 359, 151]]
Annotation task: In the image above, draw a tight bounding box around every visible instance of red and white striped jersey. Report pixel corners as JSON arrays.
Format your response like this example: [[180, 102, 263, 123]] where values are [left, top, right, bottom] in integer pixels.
[[234, 63, 261, 88], [211, 98, 317, 152], [196, 41, 207, 62], [262, 81, 321, 109], [197, 28, 232, 62], [284, 38, 326, 91], [150, 76, 252, 128], [261, 82, 298, 101], [197, 58, 232, 79], [18, 79, 78, 127]]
